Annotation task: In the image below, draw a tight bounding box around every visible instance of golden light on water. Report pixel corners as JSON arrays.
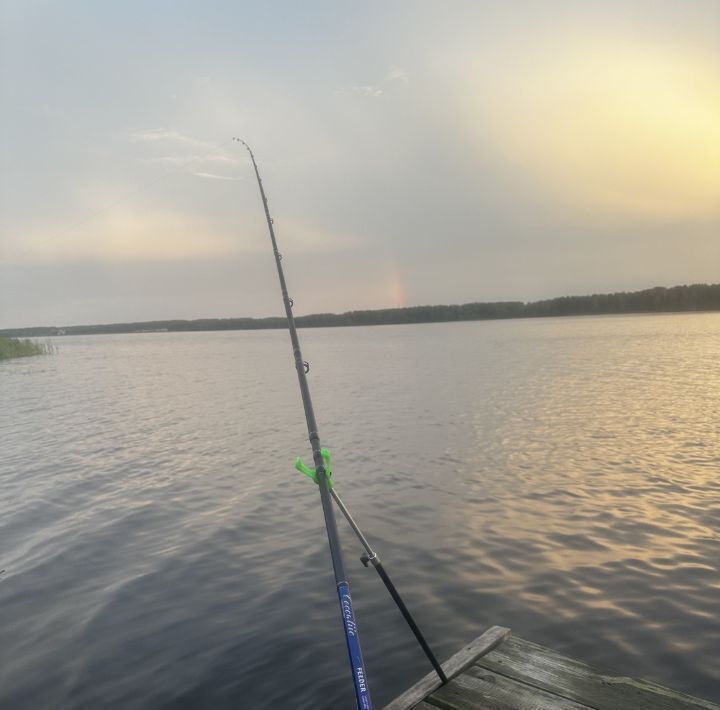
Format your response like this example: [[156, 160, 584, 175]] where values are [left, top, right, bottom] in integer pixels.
[[473, 39, 720, 220]]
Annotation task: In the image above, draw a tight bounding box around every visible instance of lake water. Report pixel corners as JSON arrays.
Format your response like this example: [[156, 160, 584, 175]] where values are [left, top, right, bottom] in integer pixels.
[[1, 313, 719, 708]]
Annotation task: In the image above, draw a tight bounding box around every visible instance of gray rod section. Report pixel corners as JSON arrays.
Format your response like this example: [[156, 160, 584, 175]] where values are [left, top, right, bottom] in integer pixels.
[[233, 141, 375, 710], [331, 489, 375, 559], [233, 138, 349, 589], [331, 488, 448, 684]]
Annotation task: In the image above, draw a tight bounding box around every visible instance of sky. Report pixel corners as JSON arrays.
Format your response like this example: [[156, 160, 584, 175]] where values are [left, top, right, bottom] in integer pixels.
[[1, 0, 718, 328]]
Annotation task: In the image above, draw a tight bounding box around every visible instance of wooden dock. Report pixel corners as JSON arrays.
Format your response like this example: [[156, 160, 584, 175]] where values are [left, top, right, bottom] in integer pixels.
[[384, 626, 719, 710]]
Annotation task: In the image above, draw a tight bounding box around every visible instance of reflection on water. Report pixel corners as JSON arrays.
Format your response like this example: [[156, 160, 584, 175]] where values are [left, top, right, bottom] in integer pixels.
[[1, 313, 718, 708]]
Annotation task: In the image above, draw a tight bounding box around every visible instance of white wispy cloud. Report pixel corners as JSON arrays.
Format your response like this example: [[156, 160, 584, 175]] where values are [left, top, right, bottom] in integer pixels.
[[130, 128, 214, 150], [143, 153, 238, 167], [336, 66, 408, 98], [131, 128, 240, 181], [191, 171, 246, 181], [386, 66, 409, 83], [335, 85, 384, 97]]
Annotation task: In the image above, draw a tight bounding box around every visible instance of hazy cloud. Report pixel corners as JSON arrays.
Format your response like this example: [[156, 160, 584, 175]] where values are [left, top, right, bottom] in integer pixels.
[[385, 66, 409, 83], [336, 85, 384, 97], [336, 65, 409, 97], [191, 172, 246, 181], [132, 129, 240, 182], [463, 35, 720, 221], [1, 1, 718, 328], [130, 128, 215, 150], [142, 154, 238, 167]]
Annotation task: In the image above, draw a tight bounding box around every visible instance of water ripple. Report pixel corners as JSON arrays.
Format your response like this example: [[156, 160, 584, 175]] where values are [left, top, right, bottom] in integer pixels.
[[1, 315, 719, 707]]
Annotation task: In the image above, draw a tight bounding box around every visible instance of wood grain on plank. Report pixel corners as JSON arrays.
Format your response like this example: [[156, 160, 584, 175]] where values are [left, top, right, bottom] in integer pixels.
[[382, 626, 511, 710], [424, 669, 596, 710], [473, 636, 720, 710]]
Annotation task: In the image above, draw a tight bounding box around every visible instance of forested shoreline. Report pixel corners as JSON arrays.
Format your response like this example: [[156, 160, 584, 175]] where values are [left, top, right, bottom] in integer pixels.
[[3, 283, 719, 337]]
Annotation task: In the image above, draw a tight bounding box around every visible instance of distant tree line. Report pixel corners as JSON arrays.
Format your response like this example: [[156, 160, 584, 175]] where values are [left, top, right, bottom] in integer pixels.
[[3, 283, 719, 338]]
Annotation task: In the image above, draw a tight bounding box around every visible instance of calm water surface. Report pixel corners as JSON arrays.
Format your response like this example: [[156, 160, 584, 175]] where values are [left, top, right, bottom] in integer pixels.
[[1, 314, 719, 708]]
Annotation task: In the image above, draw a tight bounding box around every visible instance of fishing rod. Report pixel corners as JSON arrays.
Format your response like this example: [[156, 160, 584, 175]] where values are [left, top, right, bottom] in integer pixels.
[[295, 451, 447, 684], [233, 138, 373, 710], [332, 489, 448, 685]]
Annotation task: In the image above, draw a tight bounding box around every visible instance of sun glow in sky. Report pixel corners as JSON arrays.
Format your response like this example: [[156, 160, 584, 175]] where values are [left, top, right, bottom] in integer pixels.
[[1, 1, 718, 328], [472, 38, 720, 219]]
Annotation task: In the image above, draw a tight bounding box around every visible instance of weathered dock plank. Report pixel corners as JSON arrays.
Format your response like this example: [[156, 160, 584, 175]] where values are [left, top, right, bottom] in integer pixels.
[[474, 636, 719, 710], [424, 668, 595, 710], [383, 626, 511, 710], [383, 630, 720, 710]]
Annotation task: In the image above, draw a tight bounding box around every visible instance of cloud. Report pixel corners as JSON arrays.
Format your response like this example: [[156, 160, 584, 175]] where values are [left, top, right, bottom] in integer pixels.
[[385, 66, 409, 83], [5, 208, 242, 263], [130, 128, 215, 150], [143, 154, 238, 167], [4, 198, 359, 266], [335, 65, 408, 98], [336, 85, 384, 97], [465, 37, 720, 221], [131, 128, 240, 180], [191, 171, 246, 181]]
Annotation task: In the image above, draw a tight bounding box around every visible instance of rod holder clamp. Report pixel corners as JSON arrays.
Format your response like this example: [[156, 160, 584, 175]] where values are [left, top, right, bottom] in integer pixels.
[[360, 552, 379, 568], [295, 447, 333, 489]]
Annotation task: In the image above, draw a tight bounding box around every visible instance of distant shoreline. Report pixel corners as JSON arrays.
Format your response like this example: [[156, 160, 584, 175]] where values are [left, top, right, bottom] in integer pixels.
[[2, 283, 719, 338]]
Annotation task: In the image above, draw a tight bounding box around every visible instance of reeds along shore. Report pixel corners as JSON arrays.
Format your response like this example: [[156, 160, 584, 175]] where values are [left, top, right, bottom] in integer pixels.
[[0, 337, 53, 360]]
